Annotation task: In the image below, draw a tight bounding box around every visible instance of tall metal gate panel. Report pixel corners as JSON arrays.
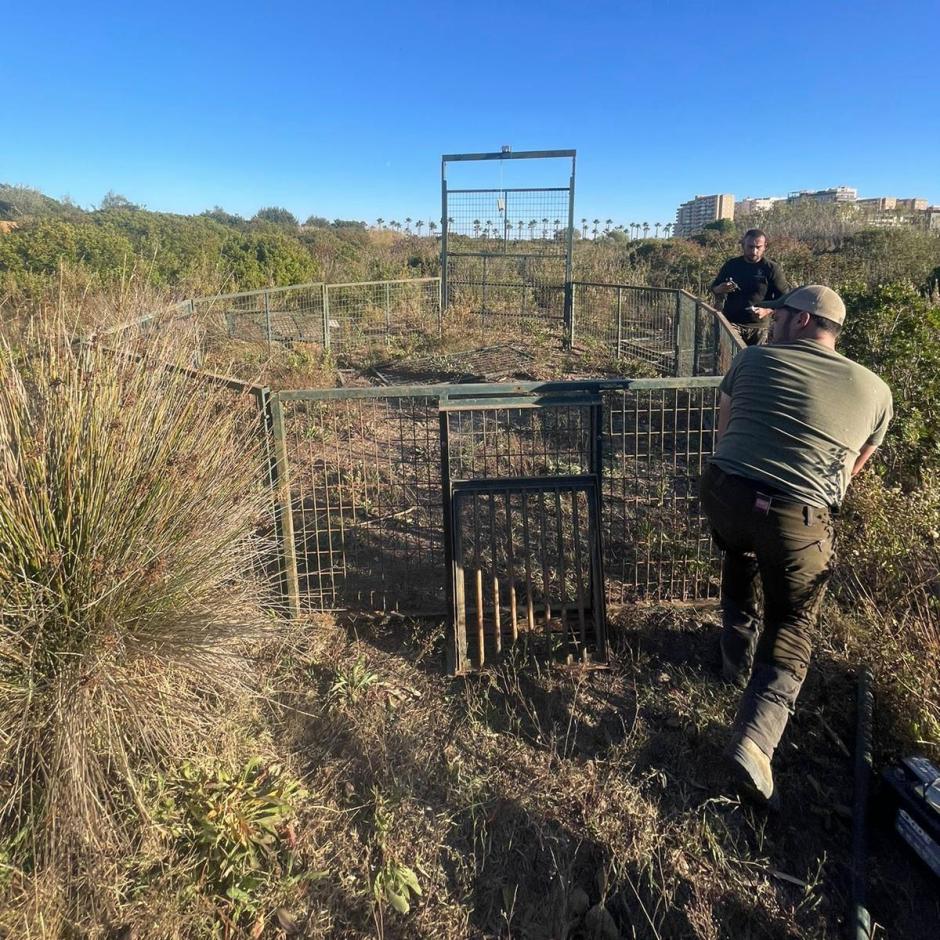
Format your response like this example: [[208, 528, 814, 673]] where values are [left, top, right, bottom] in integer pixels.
[[441, 150, 576, 342], [440, 385, 607, 674]]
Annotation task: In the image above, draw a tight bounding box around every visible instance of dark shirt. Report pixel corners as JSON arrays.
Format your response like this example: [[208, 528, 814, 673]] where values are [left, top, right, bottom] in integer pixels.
[[711, 256, 789, 324]]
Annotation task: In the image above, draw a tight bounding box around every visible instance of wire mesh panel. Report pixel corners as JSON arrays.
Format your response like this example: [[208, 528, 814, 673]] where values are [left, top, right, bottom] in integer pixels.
[[572, 283, 679, 373], [451, 478, 606, 672], [442, 386, 606, 673], [192, 283, 326, 349], [442, 150, 576, 341], [445, 398, 595, 480], [276, 389, 445, 612], [602, 381, 722, 603], [324, 278, 441, 354]]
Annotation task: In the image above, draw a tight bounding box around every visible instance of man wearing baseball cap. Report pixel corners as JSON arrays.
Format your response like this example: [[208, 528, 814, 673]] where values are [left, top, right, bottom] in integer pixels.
[[699, 285, 893, 803]]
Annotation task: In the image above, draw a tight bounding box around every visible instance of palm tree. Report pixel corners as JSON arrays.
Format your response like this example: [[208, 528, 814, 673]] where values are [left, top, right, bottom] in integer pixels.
[[654, 222, 661, 239], [541, 217, 549, 239], [581, 217, 588, 238], [517, 219, 524, 239], [376, 217, 385, 229], [663, 223, 672, 238], [415, 220, 424, 237], [390, 220, 400, 232], [428, 220, 438, 238], [404, 217, 412, 234], [528, 219, 537, 240], [642, 222, 650, 239], [473, 219, 481, 237], [447, 216, 455, 230], [592, 218, 600, 238], [604, 218, 613, 235]]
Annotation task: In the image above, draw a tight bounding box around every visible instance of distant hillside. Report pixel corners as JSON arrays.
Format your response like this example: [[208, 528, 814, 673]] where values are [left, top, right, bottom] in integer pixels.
[[0, 184, 80, 221]]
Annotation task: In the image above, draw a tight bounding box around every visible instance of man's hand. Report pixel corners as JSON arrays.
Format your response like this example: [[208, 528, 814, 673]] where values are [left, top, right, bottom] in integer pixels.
[[747, 306, 772, 319], [712, 278, 739, 296]]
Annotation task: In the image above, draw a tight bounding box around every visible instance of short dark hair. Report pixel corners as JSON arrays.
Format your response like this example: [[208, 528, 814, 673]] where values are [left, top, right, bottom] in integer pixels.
[[743, 228, 767, 243], [809, 313, 842, 336]]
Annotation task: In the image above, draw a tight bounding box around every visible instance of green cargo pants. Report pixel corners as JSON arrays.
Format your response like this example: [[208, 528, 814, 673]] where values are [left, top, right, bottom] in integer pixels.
[[699, 463, 835, 758]]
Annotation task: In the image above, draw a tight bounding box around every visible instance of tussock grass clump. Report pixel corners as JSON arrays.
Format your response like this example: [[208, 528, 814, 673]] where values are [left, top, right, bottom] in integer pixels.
[[0, 324, 272, 884]]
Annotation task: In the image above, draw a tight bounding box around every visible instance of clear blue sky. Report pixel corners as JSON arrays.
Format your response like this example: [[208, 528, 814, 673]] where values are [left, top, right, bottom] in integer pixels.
[[3, 0, 937, 227]]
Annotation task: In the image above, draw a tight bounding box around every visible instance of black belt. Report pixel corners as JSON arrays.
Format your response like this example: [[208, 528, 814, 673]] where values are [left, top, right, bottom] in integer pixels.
[[707, 464, 836, 516]]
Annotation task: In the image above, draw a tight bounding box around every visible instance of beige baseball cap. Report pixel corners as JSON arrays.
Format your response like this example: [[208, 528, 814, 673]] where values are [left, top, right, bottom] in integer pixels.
[[760, 284, 846, 325]]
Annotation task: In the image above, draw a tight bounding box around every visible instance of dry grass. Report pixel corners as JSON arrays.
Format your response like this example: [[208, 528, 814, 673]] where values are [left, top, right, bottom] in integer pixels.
[[247, 602, 939, 940], [0, 321, 275, 929]]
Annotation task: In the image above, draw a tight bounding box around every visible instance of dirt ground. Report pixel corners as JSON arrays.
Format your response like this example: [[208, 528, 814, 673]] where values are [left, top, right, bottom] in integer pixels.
[[268, 603, 940, 939]]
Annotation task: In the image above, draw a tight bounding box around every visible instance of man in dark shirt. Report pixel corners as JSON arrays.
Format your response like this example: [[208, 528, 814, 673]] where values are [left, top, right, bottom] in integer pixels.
[[711, 229, 789, 346]]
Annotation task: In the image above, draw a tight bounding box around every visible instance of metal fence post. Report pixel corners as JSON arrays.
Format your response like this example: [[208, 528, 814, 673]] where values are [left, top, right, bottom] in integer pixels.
[[566, 282, 575, 350], [263, 290, 273, 354], [674, 291, 695, 377], [322, 284, 331, 352], [269, 394, 301, 618], [385, 281, 391, 347], [616, 287, 623, 361]]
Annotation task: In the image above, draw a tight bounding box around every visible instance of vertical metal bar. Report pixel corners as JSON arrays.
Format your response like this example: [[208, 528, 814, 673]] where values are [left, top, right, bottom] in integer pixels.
[[505, 489, 518, 643], [563, 153, 576, 349], [322, 284, 331, 352], [436, 277, 443, 337], [441, 157, 449, 313], [473, 493, 485, 667], [269, 395, 300, 618], [488, 493, 502, 655], [616, 286, 623, 360], [521, 491, 536, 633], [440, 409, 462, 674], [538, 492, 552, 633], [264, 289, 273, 354], [482, 255, 488, 328], [554, 487, 570, 661], [570, 489, 588, 661], [385, 281, 391, 348], [587, 479, 609, 664]]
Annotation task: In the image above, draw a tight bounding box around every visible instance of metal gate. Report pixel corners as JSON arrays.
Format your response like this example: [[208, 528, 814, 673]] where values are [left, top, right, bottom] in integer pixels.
[[440, 385, 607, 674], [441, 149, 576, 343]]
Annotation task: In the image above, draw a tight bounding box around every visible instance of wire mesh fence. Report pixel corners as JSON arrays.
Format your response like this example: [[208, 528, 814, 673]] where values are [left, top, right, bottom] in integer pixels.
[[571, 283, 745, 376], [274, 388, 445, 613], [270, 378, 723, 639], [324, 278, 441, 353], [192, 282, 326, 349], [101, 275, 741, 379], [602, 380, 722, 603], [442, 151, 576, 342]]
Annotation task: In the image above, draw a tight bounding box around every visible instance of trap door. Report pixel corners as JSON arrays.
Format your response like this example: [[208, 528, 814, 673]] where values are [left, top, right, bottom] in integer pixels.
[[440, 386, 607, 674], [441, 150, 576, 343]]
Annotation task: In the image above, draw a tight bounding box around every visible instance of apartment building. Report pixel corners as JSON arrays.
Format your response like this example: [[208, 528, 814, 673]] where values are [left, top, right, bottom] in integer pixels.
[[674, 193, 734, 237]]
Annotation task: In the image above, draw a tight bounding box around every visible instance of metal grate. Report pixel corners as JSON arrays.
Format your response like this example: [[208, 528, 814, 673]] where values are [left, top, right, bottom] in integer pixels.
[[450, 477, 606, 672], [442, 150, 576, 341], [602, 382, 721, 603], [276, 389, 444, 612]]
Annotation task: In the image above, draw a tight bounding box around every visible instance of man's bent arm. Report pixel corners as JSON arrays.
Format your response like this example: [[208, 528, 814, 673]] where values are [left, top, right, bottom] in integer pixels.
[[717, 392, 732, 442], [852, 443, 879, 477]]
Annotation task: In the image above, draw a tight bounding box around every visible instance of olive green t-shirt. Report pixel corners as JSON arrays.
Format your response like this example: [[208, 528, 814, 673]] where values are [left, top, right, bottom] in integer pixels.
[[712, 339, 893, 508]]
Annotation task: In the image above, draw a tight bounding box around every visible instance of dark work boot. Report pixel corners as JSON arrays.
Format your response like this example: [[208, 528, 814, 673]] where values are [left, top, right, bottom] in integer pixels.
[[724, 664, 803, 806]]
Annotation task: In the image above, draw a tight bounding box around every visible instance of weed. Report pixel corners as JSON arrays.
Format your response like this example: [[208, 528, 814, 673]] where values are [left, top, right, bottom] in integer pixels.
[[152, 757, 306, 921], [329, 656, 380, 705]]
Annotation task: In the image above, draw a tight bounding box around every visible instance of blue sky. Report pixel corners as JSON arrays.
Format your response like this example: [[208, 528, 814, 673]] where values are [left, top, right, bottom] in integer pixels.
[[3, 0, 937, 227]]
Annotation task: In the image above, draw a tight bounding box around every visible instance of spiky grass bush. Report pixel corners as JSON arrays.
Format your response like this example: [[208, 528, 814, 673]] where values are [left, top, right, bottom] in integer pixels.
[[0, 324, 272, 891]]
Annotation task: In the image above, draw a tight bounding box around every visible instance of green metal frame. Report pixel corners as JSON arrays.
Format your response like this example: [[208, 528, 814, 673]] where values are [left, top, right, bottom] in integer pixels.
[[441, 149, 577, 343]]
